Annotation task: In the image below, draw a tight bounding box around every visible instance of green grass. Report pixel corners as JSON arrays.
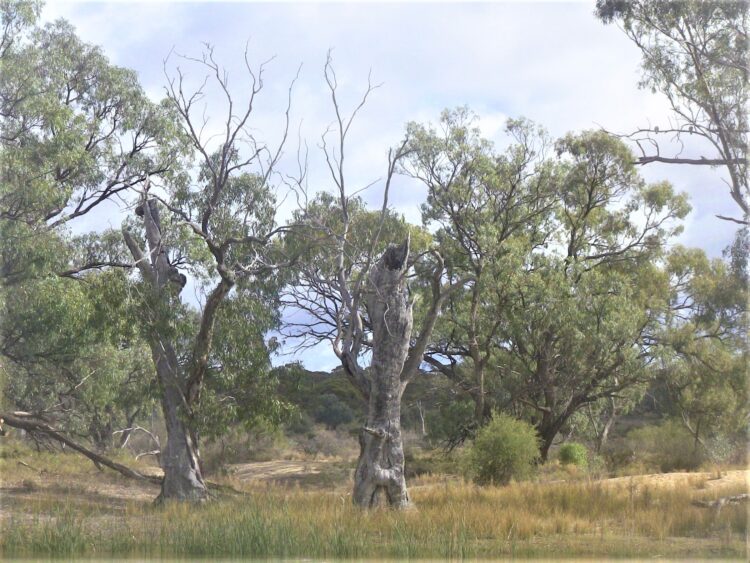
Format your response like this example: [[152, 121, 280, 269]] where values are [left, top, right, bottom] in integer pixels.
[[1, 476, 746, 559]]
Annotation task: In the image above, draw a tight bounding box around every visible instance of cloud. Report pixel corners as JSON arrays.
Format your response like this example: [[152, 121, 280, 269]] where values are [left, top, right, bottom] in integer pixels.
[[40, 1, 741, 370]]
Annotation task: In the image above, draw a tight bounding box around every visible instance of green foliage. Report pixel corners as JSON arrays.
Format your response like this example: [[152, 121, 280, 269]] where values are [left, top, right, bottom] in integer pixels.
[[1, 266, 156, 448], [0, 0, 179, 447], [411, 109, 690, 459], [626, 420, 705, 472], [194, 291, 290, 441], [427, 397, 475, 445], [405, 108, 557, 424], [463, 412, 540, 485], [273, 363, 365, 434], [653, 233, 748, 457], [596, 0, 748, 218], [559, 443, 588, 469], [314, 393, 355, 430]]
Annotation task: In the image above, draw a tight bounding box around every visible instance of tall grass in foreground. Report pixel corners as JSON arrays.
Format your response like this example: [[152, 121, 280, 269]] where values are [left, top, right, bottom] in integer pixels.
[[1, 477, 746, 559]]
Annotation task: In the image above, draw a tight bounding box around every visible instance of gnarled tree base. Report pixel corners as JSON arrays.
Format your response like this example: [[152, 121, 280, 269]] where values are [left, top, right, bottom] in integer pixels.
[[352, 426, 411, 509]]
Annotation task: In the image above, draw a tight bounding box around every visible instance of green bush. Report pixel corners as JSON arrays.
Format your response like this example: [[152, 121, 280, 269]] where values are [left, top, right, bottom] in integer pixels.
[[625, 419, 705, 472], [313, 393, 355, 430], [463, 412, 540, 485], [559, 443, 588, 468]]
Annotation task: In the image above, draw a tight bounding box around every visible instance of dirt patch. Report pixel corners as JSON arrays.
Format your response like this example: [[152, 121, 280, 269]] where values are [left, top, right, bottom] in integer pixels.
[[0, 470, 160, 523], [227, 459, 352, 489], [601, 469, 748, 492]]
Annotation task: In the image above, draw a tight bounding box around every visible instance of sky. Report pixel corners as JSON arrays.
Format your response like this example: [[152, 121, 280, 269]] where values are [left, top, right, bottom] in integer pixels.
[[41, 0, 741, 370]]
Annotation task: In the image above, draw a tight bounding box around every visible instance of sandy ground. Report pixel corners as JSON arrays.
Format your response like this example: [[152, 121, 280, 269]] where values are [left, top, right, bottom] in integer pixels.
[[602, 469, 748, 492], [228, 459, 340, 481]]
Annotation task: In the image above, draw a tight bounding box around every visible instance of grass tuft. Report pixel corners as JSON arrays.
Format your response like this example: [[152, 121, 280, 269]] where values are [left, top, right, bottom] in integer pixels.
[[1, 476, 745, 558]]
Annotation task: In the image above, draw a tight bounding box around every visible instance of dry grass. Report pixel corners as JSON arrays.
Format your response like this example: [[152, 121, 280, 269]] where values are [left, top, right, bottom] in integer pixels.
[[0, 442, 747, 559], [1, 473, 746, 557]]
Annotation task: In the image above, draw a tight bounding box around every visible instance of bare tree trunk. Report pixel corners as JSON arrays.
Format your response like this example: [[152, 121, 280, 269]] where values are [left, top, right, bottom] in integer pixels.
[[538, 416, 565, 463], [142, 314, 209, 502], [474, 365, 485, 424], [353, 241, 412, 509], [416, 400, 427, 437]]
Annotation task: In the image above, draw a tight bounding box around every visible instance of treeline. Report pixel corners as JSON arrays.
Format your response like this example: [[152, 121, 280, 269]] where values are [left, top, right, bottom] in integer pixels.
[[0, 0, 746, 507]]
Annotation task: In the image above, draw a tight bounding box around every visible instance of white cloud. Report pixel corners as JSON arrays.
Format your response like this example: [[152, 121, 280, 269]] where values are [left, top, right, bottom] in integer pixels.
[[40, 1, 741, 370]]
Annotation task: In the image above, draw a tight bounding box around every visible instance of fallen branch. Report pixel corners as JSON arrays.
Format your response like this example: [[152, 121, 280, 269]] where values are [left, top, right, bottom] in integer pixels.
[[692, 494, 749, 511], [135, 449, 161, 461], [17, 460, 41, 472], [0, 412, 161, 485]]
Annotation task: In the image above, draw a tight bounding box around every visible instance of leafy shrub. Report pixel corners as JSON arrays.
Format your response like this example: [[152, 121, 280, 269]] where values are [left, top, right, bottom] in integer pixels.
[[313, 393, 355, 430], [559, 443, 588, 468], [587, 453, 608, 477], [428, 397, 475, 445], [463, 412, 540, 485], [625, 419, 705, 472], [286, 411, 316, 436]]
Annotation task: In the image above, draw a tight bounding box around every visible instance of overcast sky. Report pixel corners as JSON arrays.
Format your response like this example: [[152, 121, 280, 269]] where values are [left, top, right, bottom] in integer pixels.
[[42, 1, 741, 370]]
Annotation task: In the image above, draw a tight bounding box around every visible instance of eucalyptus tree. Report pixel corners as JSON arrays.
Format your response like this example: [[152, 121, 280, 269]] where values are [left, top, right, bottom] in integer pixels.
[[499, 131, 690, 460], [121, 46, 296, 501], [282, 58, 466, 509], [596, 0, 748, 224], [403, 109, 557, 429], [0, 2, 177, 259], [1, 264, 155, 452], [0, 0, 177, 450], [654, 233, 747, 456]]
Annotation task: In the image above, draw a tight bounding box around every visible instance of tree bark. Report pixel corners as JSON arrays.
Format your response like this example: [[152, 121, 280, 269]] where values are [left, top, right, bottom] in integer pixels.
[[124, 197, 209, 502], [151, 340, 209, 502], [538, 416, 565, 463], [353, 240, 412, 509], [596, 399, 618, 453], [416, 400, 427, 437]]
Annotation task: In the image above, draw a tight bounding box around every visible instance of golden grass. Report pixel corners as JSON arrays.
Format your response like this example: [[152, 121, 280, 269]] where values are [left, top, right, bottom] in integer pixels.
[[1, 441, 747, 559], [2, 472, 746, 558]]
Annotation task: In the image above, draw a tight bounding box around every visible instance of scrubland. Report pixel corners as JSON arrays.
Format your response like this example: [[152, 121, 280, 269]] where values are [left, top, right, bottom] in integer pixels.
[[0, 440, 746, 559]]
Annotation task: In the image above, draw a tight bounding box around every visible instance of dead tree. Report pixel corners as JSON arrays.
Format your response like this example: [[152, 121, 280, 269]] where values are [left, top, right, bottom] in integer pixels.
[[283, 55, 467, 509]]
